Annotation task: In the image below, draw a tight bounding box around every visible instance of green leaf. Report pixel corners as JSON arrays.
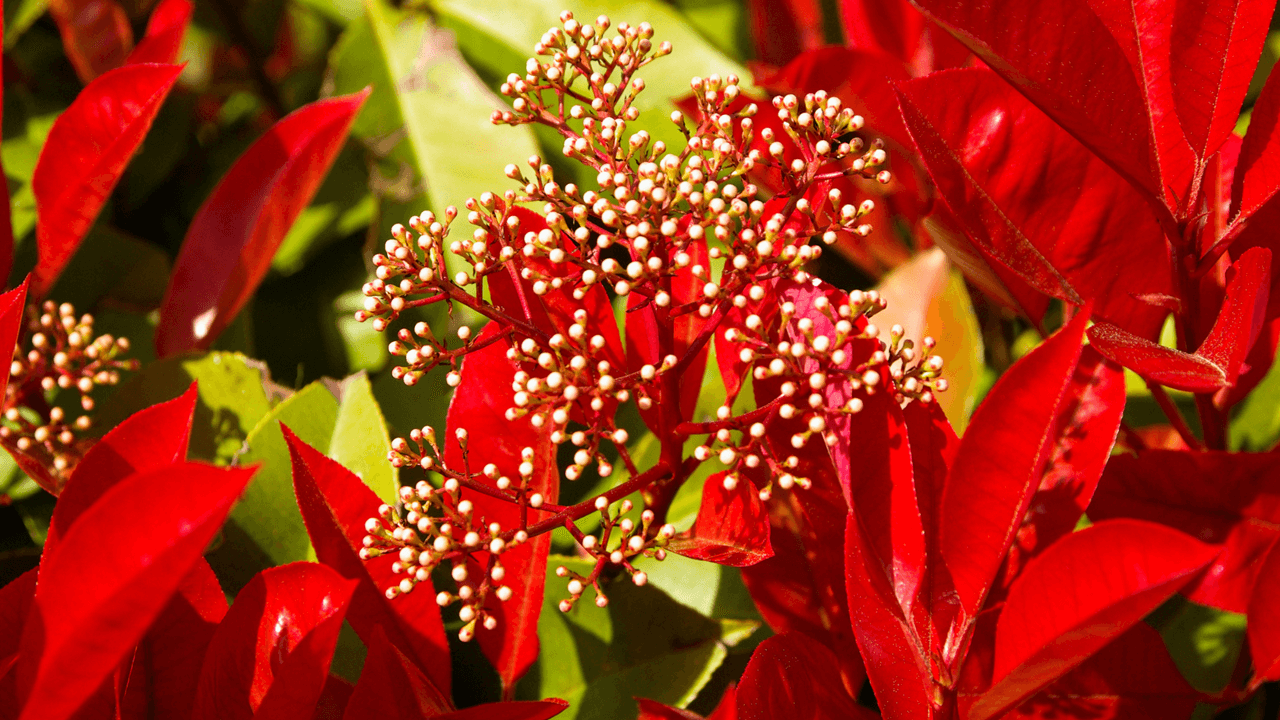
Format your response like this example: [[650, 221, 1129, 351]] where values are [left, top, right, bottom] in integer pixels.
[[49, 226, 171, 311], [429, 0, 749, 112], [632, 552, 760, 624], [97, 352, 277, 465], [3, 0, 48, 48], [335, 290, 390, 373], [330, 0, 539, 219], [234, 382, 342, 565], [1149, 597, 1247, 694], [522, 555, 733, 718], [666, 0, 752, 62], [1231, 347, 1280, 450], [329, 372, 398, 503]]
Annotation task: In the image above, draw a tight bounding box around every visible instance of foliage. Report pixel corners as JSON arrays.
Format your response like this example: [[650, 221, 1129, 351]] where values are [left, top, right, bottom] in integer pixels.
[[0, 0, 1279, 718]]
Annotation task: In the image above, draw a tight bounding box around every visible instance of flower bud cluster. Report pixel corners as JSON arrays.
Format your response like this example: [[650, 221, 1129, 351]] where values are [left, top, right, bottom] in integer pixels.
[[360, 466, 530, 642], [354, 12, 940, 631], [1, 301, 137, 487], [556, 500, 675, 611]]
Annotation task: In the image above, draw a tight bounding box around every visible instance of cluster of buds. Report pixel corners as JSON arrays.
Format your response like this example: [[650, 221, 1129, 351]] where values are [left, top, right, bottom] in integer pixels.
[[359, 453, 530, 642], [355, 12, 945, 634], [0, 300, 137, 489]]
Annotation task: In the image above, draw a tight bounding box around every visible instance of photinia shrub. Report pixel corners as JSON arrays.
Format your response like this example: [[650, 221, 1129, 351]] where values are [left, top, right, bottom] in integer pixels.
[[0, 0, 1278, 718]]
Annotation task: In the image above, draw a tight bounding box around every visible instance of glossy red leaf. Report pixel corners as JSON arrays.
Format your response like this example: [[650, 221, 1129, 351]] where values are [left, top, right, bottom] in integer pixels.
[[1090, 450, 1280, 613], [31, 64, 180, 297], [735, 632, 878, 720], [444, 321, 557, 693], [998, 347, 1125, 592], [1171, 0, 1274, 163], [846, 0, 971, 74], [1197, 246, 1272, 391], [15, 461, 254, 720], [1088, 246, 1271, 392], [740, 417, 865, 691], [138, 559, 228, 720], [342, 625, 452, 720], [976, 623, 1199, 719], [0, 569, 36, 718], [909, 0, 1168, 205], [970, 519, 1219, 720], [46, 383, 196, 551], [1233, 65, 1280, 221], [1086, 320, 1226, 391], [156, 90, 369, 356], [285, 427, 452, 691], [47, 0, 133, 82], [126, 0, 194, 66], [0, 279, 28, 396], [940, 309, 1090, 619], [844, 391, 925, 624], [193, 562, 356, 720], [745, 0, 823, 67], [898, 69, 1171, 338], [843, 513, 933, 720], [0, 569, 36, 670], [668, 471, 773, 567], [1248, 541, 1280, 683]]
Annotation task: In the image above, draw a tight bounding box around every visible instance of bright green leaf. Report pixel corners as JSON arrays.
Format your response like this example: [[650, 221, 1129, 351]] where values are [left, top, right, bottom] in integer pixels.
[[1231, 345, 1280, 451], [1150, 597, 1247, 694], [97, 352, 277, 465], [329, 372, 398, 503], [331, 0, 539, 220], [235, 382, 341, 565]]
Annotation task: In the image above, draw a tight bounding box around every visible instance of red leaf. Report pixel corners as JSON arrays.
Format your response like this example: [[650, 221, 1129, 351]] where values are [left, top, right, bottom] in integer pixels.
[[31, 64, 180, 297], [156, 90, 369, 356], [1088, 246, 1271, 392], [840, 0, 970, 74], [940, 309, 1090, 619], [745, 0, 824, 67], [636, 698, 703, 720], [1233, 64, 1280, 221], [46, 383, 196, 550], [668, 471, 773, 567], [844, 392, 925, 624], [193, 563, 356, 720], [843, 511, 933, 720], [988, 623, 1199, 719], [126, 0, 194, 66], [1197, 246, 1272, 392], [735, 632, 878, 720], [46, 0, 133, 82], [1171, 0, 1275, 164], [970, 519, 1219, 720], [1248, 540, 1280, 683], [139, 559, 228, 720], [285, 427, 452, 691], [740, 424, 865, 691], [15, 462, 255, 720], [0, 279, 29, 395], [0, 569, 37, 716], [707, 686, 737, 720], [1085, 320, 1226, 391], [998, 348, 1125, 592], [898, 69, 1171, 338], [909, 0, 1170, 206], [1089, 450, 1280, 613], [444, 322, 557, 692], [342, 626, 452, 720]]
